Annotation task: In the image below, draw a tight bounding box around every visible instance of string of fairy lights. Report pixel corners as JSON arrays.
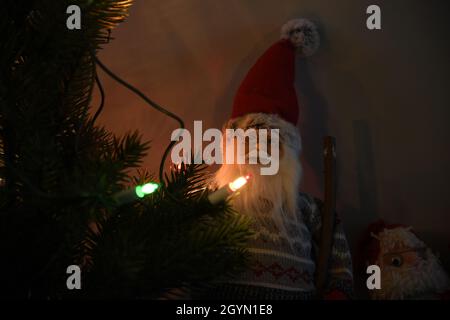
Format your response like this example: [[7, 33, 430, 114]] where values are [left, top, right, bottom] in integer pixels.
[[1, 52, 250, 206], [112, 175, 251, 206], [94, 56, 250, 206]]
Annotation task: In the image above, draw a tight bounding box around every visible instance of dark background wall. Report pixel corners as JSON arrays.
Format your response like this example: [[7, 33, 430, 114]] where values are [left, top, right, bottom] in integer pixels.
[[95, 0, 450, 290]]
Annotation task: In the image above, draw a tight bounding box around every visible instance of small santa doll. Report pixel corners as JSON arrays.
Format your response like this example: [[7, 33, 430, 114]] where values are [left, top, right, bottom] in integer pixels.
[[360, 220, 450, 300], [207, 19, 354, 300]]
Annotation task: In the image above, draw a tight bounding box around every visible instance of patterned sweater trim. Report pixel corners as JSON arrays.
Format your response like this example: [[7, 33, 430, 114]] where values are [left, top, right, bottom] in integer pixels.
[[248, 248, 315, 265], [227, 280, 312, 292]]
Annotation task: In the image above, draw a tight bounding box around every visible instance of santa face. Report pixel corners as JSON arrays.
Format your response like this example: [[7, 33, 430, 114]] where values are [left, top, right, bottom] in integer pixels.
[[370, 227, 450, 300], [214, 113, 302, 236]]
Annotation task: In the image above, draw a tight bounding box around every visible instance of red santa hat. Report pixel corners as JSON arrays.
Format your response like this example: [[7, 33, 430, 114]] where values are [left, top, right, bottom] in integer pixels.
[[226, 19, 319, 153], [230, 18, 320, 127]]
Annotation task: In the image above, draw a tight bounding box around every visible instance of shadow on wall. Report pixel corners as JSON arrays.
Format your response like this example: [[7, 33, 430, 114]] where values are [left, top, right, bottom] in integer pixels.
[[350, 120, 380, 298], [353, 120, 379, 224], [296, 58, 328, 197]]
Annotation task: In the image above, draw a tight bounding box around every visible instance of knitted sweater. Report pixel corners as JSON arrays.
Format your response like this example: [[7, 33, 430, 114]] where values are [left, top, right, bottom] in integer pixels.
[[205, 192, 354, 300]]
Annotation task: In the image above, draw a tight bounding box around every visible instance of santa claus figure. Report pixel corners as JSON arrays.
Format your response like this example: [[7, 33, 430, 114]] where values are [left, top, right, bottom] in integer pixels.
[[361, 220, 450, 300], [208, 19, 354, 299]]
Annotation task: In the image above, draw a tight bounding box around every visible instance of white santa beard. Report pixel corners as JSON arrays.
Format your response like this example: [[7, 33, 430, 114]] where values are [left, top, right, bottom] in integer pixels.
[[372, 250, 450, 300], [213, 143, 302, 243]]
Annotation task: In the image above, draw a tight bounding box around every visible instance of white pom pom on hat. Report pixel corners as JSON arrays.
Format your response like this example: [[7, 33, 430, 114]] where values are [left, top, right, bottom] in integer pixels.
[[280, 18, 320, 56]]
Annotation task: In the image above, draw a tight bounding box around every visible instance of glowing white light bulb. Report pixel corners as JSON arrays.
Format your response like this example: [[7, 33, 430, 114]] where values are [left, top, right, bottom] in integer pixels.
[[208, 175, 251, 205], [228, 175, 250, 192]]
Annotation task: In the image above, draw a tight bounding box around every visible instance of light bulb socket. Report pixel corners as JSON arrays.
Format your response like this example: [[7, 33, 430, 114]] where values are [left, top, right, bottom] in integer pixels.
[[207, 185, 232, 205], [113, 189, 138, 205]]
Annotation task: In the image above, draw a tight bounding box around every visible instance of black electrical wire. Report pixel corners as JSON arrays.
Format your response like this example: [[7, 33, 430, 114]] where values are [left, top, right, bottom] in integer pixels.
[[93, 56, 185, 202], [91, 72, 105, 125]]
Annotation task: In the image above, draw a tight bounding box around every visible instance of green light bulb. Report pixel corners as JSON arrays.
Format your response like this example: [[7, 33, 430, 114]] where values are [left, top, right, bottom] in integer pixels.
[[135, 182, 158, 198]]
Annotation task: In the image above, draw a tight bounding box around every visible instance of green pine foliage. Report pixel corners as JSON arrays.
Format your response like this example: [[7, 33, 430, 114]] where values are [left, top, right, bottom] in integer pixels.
[[76, 164, 251, 299], [0, 0, 251, 299]]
